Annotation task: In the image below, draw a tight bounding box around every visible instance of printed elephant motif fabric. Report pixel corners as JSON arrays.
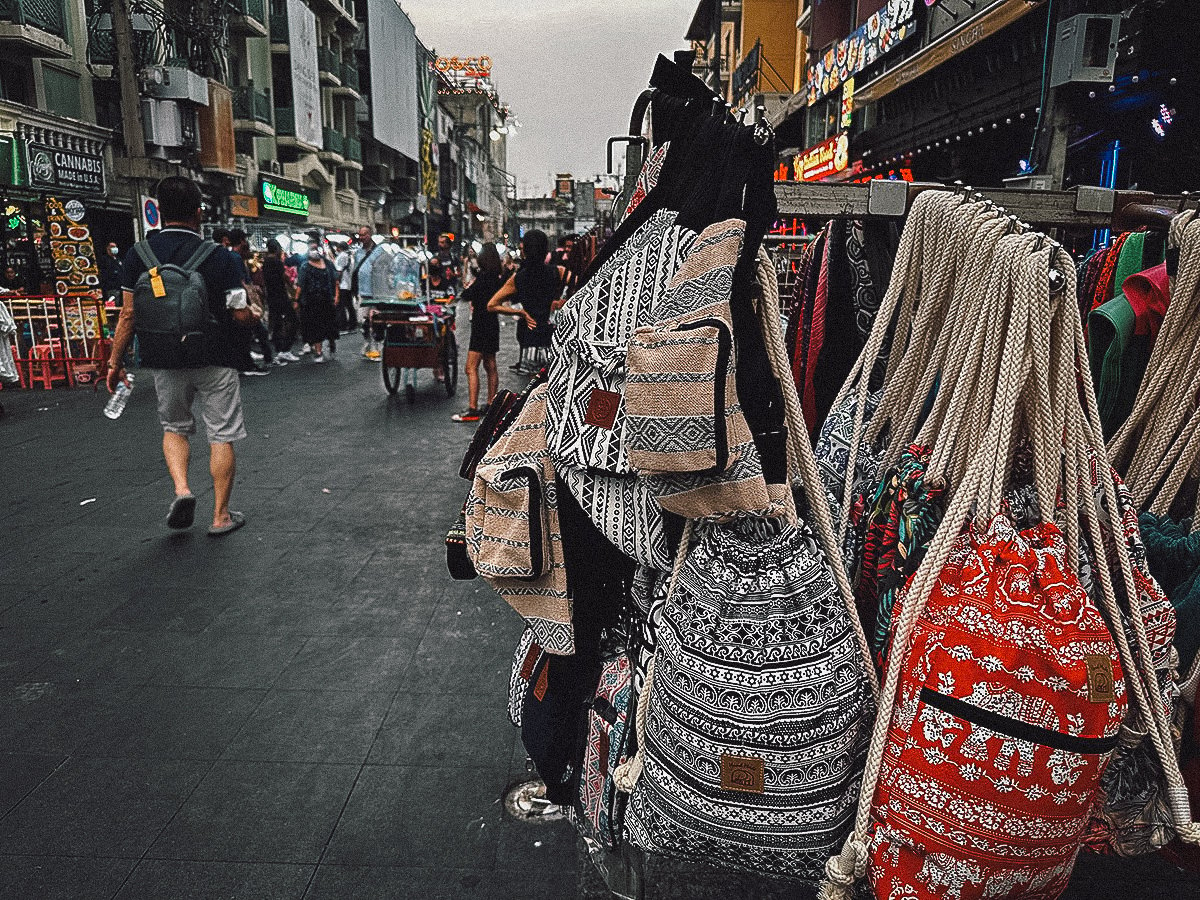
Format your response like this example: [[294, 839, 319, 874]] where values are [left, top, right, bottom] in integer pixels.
[[868, 516, 1127, 900]]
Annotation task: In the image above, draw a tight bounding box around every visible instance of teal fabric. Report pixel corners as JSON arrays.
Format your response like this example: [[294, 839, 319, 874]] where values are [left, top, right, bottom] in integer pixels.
[[1140, 512, 1200, 674]]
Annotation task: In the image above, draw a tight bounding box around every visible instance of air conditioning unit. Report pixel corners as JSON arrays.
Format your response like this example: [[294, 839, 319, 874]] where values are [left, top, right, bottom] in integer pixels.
[[142, 98, 183, 146], [142, 65, 210, 106], [141, 98, 201, 155], [1050, 14, 1121, 88]]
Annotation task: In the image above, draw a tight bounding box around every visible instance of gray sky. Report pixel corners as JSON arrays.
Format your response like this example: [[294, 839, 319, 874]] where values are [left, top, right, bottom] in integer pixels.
[[400, 0, 698, 198]]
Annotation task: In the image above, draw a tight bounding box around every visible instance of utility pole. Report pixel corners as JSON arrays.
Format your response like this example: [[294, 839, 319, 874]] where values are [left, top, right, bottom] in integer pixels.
[[112, 0, 145, 161], [111, 0, 146, 235]]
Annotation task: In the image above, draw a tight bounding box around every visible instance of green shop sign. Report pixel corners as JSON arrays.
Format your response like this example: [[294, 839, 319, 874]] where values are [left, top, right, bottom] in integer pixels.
[[260, 177, 310, 217]]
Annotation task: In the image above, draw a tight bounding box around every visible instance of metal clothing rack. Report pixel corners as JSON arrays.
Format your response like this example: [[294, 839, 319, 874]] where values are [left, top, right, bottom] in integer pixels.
[[773, 180, 1194, 230]]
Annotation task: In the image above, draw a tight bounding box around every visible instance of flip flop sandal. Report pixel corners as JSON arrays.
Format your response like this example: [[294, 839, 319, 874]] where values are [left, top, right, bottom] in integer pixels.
[[207, 511, 246, 537], [166, 493, 197, 530]]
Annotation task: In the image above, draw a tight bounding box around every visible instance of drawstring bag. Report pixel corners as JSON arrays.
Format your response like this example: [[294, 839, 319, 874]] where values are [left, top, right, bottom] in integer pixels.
[[575, 648, 637, 851], [466, 385, 574, 655], [620, 518, 876, 880], [867, 515, 1127, 900], [1140, 513, 1200, 677], [627, 218, 791, 522]]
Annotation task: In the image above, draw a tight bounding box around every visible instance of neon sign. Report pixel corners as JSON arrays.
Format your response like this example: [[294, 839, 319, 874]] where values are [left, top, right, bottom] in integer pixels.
[[260, 178, 310, 217]]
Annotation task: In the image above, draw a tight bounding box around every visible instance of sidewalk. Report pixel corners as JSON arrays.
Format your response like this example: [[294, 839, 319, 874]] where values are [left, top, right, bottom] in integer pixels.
[[0, 316, 1196, 899]]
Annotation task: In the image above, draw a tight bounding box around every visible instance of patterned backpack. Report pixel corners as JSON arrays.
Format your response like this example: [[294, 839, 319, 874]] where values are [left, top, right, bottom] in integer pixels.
[[465, 384, 574, 655], [574, 649, 637, 851], [866, 515, 1127, 900], [619, 519, 876, 880]]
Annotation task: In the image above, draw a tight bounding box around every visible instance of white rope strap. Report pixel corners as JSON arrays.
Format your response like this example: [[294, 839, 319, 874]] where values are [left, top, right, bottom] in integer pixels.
[[834, 191, 952, 545], [755, 249, 879, 695], [1070, 315, 1200, 841]]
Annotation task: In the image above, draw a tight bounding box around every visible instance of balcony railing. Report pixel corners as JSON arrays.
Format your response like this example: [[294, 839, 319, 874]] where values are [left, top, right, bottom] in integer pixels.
[[340, 60, 359, 92], [344, 135, 360, 162], [233, 85, 271, 125], [322, 127, 344, 156], [0, 0, 66, 38], [274, 105, 295, 136], [317, 46, 339, 76], [231, 0, 264, 23]]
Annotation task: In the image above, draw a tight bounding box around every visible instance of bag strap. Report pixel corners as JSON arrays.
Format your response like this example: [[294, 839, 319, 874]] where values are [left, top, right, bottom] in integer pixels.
[[133, 240, 160, 272], [180, 240, 219, 274], [755, 248, 879, 697]]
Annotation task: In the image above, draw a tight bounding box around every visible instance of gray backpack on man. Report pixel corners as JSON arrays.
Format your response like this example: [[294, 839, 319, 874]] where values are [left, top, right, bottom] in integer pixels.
[[131, 240, 219, 369]]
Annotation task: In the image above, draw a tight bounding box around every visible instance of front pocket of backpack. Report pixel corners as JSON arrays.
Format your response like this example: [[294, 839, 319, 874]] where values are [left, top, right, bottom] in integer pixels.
[[475, 465, 548, 580], [625, 318, 733, 475]]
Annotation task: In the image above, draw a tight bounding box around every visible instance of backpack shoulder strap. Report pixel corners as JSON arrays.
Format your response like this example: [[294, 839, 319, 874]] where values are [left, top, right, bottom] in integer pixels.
[[180, 240, 219, 273], [133, 240, 160, 271]]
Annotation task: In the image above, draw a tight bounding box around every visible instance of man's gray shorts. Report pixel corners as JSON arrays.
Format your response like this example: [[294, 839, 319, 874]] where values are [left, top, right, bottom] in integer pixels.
[[149, 366, 247, 443]]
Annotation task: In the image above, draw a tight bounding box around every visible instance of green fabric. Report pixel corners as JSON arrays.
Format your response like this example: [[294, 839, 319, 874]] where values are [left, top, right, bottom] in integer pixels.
[[1114, 231, 1148, 296], [1140, 513, 1200, 675], [1089, 293, 1150, 439]]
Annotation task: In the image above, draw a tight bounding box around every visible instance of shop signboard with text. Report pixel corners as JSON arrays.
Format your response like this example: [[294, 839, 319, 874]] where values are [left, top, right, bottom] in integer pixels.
[[287, 0, 323, 149], [26, 142, 105, 195], [795, 133, 850, 182], [260, 178, 311, 218]]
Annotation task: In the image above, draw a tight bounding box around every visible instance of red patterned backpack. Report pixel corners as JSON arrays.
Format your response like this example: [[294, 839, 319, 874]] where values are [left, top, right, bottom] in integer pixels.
[[867, 515, 1127, 899]]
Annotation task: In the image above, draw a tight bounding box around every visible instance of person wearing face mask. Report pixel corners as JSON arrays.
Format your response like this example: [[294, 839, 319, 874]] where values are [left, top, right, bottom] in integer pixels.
[[295, 243, 339, 362], [99, 241, 124, 306]]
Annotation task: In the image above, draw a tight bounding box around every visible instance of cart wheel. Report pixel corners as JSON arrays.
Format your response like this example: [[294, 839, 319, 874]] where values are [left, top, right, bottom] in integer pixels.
[[405, 382, 416, 404], [382, 364, 400, 395], [441, 332, 458, 398]]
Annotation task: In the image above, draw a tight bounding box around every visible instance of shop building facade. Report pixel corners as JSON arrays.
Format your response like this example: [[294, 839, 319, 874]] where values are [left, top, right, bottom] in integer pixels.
[[768, 0, 1199, 193]]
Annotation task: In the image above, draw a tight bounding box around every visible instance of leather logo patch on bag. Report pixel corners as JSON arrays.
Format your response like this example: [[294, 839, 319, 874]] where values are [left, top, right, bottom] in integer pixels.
[[520, 645, 541, 681], [1084, 655, 1116, 703], [720, 754, 765, 794], [584, 389, 621, 429], [533, 663, 549, 702]]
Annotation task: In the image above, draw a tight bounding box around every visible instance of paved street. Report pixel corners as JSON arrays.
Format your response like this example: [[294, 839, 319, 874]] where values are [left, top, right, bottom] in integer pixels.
[[1, 312, 1198, 899]]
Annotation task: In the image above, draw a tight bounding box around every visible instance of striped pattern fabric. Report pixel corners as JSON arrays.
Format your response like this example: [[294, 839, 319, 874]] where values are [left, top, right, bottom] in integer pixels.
[[467, 385, 574, 655], [626, 219, 745, 477], [625, 521, 875, 879]]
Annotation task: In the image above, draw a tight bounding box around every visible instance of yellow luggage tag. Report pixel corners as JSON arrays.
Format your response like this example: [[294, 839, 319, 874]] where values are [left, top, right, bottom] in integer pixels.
[[149, 266, 166, 298]]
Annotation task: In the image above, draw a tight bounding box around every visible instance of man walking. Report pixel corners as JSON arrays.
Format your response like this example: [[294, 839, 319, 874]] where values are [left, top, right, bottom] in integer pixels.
[[106, 176, 252, 536]]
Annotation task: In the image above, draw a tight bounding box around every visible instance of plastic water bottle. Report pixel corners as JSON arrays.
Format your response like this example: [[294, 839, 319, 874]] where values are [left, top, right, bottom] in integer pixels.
[[103, 373, 134, 419]]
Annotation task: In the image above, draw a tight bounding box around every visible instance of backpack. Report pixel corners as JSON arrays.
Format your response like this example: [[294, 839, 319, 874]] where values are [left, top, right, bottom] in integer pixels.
[[131, 239, 219, 369]]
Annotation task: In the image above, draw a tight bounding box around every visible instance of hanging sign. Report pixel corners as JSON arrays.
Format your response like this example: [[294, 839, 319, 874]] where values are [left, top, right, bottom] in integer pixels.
[[230, 194, 259, 218], [795, 133, 851, 182], [433, 56, 492, 79], [46, 196, 101, 297], [806, 0, 916, 105], [731, 40, 762, 107], [26, 141, 106, 195], [260, 177, 310, 217]]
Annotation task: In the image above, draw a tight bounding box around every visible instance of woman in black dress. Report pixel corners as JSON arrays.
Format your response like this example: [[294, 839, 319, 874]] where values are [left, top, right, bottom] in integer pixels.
[[488, 229, 566, 374], [451, 242, 505, 422], [296, 244, 339, 362]]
